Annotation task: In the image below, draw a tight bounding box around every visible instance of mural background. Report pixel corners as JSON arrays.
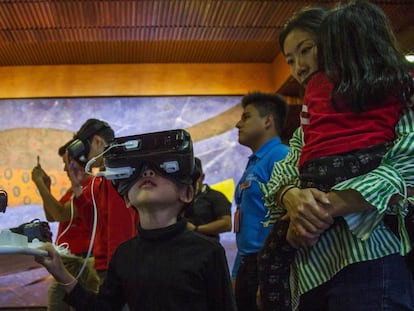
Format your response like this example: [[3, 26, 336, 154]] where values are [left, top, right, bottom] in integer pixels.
[[0, 96, 250, 307]]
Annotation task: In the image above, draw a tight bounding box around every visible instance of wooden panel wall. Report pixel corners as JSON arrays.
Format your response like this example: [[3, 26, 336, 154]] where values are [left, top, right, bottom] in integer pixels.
[[0, 63, 285, 98]]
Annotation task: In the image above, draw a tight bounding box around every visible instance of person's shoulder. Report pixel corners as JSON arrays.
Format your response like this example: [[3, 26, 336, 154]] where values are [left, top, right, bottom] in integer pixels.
[[307, 71, 329, 85], [207, 187, 230, 202], [305, 71, 333, 97], [110, 235, 137, 257], [100, 178, 125, 201], [178, 231, 227, 263], [265, 140, 289, 158], [186, 230, 223, 248]]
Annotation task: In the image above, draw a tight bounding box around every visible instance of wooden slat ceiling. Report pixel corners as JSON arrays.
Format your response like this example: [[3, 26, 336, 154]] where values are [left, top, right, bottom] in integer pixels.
[[0, 0, 412, 66]]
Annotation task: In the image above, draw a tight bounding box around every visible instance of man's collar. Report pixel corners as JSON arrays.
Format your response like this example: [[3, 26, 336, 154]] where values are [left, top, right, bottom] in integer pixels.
[[250, 136, 282, 159]]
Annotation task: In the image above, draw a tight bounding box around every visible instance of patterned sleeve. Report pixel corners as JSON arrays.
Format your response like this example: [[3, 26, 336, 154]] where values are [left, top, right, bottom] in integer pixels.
[[334, 108, 414, 244], [259, 127, 303, 220]]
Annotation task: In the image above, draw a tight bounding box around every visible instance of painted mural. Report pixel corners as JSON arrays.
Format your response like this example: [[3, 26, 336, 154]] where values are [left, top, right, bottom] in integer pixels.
[[0, 96, 251, 307]]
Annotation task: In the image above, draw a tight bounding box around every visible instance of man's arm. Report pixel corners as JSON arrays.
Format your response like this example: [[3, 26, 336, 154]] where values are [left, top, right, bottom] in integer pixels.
[[32, 166, 76, 222], [188, 215, 232, 235]]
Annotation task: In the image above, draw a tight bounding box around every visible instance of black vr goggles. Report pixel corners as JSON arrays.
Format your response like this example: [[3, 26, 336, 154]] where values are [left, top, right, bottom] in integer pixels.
[[101, 129, 196, 196], [67, 120, 112, 163], [0, 190, 7, 213]]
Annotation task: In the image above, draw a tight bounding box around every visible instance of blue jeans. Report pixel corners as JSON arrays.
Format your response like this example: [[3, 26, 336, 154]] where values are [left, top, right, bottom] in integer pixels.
[[299, 254, 414, 311]]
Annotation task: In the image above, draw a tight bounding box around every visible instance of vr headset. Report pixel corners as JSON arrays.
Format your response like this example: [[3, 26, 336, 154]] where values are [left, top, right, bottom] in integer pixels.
[[0, 190, 7, 213], [67, 120, 111, 163], [101, 129, 195, 196]]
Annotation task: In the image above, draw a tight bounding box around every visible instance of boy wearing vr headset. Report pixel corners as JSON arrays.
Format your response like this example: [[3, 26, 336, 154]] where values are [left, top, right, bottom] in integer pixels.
[[35, 129, 236, 311], [63, 119, 139, 283]]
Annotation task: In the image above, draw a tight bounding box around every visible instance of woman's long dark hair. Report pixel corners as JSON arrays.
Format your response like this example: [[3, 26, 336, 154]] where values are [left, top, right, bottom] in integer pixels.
[[319, 0, 414, 112]]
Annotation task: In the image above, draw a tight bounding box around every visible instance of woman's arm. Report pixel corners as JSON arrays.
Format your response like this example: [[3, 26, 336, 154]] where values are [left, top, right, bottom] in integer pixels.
[[259, 127, 303, 214], [332, 108, 414, 240]]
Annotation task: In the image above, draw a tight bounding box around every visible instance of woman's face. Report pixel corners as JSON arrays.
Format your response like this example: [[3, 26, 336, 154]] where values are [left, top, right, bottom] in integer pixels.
[[283, 28, 318, 86]]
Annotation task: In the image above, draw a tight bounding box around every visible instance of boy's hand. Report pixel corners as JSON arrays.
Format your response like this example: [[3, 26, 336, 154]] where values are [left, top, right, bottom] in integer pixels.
[[34, 243, 63, 275], [31, 166, 52, 190], [34, 243, 77, 292]]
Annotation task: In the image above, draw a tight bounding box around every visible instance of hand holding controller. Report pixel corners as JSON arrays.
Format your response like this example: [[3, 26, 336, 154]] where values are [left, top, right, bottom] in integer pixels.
[[30, 239, 75, 257]]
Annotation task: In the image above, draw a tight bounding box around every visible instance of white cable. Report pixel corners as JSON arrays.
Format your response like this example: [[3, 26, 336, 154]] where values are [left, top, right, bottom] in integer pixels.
[[85, 140, 138, 176], [72, 176, 98, 281], [68, 140, 138, 282], [57, 176, 98, 285], [55, 195, 75, 246]]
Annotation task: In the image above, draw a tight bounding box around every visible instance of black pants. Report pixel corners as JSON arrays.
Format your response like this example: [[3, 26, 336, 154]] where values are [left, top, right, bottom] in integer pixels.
[[235, 253, 259, 311]]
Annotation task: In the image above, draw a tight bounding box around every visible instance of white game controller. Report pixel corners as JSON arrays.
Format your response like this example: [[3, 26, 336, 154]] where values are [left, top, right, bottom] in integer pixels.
[[29, 238, 75, 257], [0, 229, 48, 256], [0, 229, 78, 258]]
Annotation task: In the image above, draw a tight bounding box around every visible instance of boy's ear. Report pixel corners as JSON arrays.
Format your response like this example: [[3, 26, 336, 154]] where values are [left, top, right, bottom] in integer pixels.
[[264, 113, 274, 130], [179, 184, 194, 204], [92, 134, 106, 149]]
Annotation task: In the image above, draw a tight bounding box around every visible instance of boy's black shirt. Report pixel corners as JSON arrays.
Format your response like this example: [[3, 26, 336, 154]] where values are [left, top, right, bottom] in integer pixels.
[[66, 217, 236, 311]]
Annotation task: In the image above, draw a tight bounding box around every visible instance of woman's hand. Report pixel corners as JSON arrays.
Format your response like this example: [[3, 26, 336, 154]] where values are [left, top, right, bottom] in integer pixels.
[[282, 187, 334, 238], [286, 221, 320, 248]]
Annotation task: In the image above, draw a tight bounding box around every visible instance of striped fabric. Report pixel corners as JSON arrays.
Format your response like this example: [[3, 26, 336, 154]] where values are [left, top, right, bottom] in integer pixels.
[[259, 108, 414, 306]]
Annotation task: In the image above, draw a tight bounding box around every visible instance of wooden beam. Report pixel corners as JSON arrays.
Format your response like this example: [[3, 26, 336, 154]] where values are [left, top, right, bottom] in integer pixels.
[[0, 63, 277, 98]]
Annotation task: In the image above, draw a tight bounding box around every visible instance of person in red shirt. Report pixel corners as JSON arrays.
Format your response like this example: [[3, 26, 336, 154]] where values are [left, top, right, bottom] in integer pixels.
[[31, 141, 99, 311], [64, 119, 139, 282]]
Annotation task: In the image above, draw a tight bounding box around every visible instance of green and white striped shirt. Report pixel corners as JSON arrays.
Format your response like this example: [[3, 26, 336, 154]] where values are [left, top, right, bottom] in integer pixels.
[[260, 108, 414, 306]]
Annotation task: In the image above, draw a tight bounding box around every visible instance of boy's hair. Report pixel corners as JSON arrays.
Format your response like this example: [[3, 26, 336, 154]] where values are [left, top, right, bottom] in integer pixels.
[[241, 92, 288, 136], [279, 7, 329, 54], [320, 0, 414, 112], [76, 118, 114, 144]]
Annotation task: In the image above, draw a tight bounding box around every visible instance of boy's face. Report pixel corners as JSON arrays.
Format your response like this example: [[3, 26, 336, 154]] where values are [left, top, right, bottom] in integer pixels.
[[125, 166, 194, 210]]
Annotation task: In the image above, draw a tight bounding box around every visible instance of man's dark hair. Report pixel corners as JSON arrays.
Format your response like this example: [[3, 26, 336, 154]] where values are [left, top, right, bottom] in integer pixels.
[[241, 92, 288, 136]]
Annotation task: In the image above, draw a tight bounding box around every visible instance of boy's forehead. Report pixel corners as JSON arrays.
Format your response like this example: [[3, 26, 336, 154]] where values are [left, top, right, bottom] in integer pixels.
[[243, 104, 259, 115]]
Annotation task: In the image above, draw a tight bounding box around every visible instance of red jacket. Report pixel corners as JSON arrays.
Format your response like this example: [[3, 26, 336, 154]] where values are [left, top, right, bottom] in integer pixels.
[[56, 177, 94, 255], [74, 176, 139, 271], [299, 71, 403, 168]]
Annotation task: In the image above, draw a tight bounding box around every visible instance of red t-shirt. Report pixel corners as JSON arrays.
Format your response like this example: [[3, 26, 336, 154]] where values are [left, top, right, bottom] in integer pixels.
[[74, 176, 139, 271], [299, 71, 403, 168], [56, 177, 94, 255]]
